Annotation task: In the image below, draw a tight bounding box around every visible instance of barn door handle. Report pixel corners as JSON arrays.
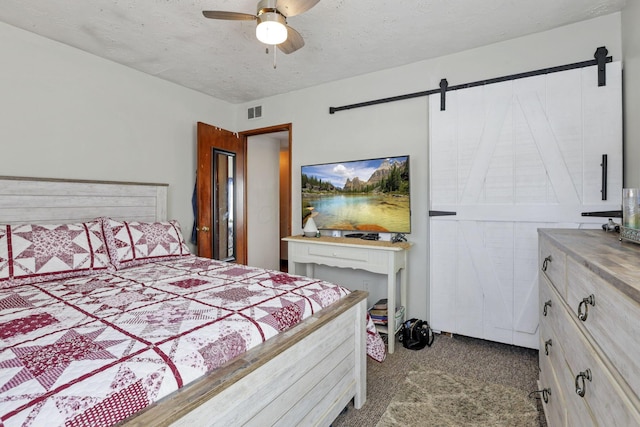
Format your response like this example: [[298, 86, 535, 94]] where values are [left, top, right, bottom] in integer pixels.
[[601, 154, 607, 200]]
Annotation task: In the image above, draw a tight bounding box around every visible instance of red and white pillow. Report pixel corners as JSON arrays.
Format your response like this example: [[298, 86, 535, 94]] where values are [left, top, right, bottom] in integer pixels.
[[0, 220, 111, 287], [101, 218, 192, 269], [0, 218, 193, 286]]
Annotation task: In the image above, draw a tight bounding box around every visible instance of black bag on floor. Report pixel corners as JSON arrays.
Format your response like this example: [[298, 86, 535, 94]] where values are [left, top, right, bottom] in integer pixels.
[[399, 318, 434, 350]]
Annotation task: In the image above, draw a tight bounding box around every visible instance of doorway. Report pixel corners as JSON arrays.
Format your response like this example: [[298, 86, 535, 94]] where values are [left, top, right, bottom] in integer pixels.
[[246, 130, 291, 271], [240, 124, 292, 272], [197, 123, 292, 270]]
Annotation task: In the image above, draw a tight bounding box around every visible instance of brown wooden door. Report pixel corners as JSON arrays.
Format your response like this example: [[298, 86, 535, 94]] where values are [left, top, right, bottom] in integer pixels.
[[197, 122, 247, 264]]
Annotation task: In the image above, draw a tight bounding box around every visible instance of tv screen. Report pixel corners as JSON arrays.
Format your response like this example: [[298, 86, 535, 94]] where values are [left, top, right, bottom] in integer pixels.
[[301, 155, 411, 234]]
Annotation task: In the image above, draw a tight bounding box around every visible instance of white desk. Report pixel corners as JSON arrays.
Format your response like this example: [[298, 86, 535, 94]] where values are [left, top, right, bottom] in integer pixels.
[[283, 235, 411, 353]]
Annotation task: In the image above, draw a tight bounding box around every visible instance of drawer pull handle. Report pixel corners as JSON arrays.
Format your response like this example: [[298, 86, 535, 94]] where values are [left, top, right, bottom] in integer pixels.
[[575, 369, 592, 397], [529, 388, 552, 403], [577, 294, 595, 321], [542, 255, 552, 272], [544, 339, 553, 356], [543, 300, 552, 316]]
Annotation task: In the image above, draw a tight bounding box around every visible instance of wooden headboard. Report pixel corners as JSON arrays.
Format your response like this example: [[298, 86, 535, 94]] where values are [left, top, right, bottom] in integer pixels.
[[0, 176, 168, 224]]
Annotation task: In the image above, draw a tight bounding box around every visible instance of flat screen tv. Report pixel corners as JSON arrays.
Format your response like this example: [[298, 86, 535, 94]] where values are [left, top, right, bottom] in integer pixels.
[[301, 155, 411, 234]]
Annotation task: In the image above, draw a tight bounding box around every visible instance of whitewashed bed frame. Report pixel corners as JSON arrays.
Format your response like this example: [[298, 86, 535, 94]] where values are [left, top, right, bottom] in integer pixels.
[[0, 176, 367, 427]]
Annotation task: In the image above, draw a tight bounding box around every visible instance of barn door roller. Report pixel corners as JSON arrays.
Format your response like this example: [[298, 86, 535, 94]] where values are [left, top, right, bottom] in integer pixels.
[[595, 46, 608, 87]]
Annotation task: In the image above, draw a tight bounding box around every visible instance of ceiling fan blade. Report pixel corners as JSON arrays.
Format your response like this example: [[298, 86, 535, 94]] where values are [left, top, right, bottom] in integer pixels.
[[276, 0, 320, 17], [202, 11, 257, 20], [278, 25, 304, 54]]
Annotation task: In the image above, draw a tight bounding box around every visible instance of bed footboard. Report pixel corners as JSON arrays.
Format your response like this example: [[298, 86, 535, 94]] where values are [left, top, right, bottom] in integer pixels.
[[122, 291, 368, 427]]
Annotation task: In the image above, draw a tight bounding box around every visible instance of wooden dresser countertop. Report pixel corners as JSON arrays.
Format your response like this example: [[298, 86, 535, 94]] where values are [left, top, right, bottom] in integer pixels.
[[538, 229, 640, 304]]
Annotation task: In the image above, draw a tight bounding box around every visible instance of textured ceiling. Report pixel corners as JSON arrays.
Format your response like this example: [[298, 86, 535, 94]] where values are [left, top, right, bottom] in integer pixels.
[[0, 0, 627, 104]]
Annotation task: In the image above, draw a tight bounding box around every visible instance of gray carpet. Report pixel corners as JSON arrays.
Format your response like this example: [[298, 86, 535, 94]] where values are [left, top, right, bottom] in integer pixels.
[[332, 334, 547, 427], [376, 368, 539, 426]]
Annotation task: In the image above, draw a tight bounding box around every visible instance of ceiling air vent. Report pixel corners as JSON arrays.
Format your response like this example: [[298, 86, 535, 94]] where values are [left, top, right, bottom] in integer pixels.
[[248, 106, 262, 120]]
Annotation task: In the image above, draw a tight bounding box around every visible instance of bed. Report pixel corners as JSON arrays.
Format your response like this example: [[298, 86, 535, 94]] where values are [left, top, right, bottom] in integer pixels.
[[0, 176, 385, 427]]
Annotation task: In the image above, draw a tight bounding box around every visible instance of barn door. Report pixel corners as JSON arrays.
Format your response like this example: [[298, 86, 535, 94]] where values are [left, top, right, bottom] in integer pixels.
[[429, 62, 622, 348]]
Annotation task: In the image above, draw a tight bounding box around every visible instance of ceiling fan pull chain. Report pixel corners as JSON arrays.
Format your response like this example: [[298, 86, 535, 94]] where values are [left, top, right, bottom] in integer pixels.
[[273, 45, 277, 69]]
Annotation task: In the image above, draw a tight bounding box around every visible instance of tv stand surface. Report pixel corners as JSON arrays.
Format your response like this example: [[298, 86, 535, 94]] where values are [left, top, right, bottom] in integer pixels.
[[282, 235, 412, 353]]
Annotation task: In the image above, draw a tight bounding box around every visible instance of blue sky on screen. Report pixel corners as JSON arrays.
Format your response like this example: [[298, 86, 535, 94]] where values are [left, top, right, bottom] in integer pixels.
[[302, 156, 407, 189]]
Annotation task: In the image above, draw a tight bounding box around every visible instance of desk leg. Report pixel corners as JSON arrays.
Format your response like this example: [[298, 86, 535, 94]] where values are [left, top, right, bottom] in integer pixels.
[[288, 261, 315, 278], [387, 272, 396, 354], [400, 266, 407, 319], [305, 263, 315, 278]]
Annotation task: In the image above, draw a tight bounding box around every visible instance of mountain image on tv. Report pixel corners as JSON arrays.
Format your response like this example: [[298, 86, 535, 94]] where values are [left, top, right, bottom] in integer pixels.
[[301, 156, 411, 233]]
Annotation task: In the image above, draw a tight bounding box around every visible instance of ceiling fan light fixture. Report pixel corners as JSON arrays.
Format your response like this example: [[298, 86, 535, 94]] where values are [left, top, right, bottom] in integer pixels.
[[256, 12, 287, 45]]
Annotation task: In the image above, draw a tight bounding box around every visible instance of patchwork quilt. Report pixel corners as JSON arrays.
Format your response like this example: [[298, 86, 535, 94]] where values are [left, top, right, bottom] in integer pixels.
[[0, 256, 386, 427]]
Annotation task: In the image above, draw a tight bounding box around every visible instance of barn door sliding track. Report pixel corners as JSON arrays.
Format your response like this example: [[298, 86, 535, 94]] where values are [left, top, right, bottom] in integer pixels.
[[328, 47, 611, 114]]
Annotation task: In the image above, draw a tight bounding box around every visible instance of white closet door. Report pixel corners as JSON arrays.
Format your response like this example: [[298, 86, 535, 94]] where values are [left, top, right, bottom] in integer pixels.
[[429, 62, 622, 349]]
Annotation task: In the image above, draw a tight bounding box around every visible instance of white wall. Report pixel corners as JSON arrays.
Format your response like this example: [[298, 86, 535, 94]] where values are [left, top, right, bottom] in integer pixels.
[[623, 2, 640, 188], [0, 22, 235, 246], [236, 14, 623, 320], [247, 134, 281, 270]]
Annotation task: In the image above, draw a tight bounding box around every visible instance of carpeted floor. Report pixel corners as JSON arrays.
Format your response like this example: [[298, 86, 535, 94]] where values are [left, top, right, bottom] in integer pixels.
[[375, 368, 539, 426], [332, 333, 547, 427]]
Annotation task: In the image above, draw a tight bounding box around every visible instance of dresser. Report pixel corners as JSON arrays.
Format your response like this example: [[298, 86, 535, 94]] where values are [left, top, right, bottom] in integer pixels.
[[538, 229, 640, 426], [283, 235, 411, 353]]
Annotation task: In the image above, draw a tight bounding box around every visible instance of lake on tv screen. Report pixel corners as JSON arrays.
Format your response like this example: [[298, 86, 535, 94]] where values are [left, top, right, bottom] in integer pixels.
[[303, 194, 410, 232]]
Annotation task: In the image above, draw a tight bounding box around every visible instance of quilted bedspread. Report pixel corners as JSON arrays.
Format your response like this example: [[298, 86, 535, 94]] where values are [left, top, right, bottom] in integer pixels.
[[0, 256, 386, 427]]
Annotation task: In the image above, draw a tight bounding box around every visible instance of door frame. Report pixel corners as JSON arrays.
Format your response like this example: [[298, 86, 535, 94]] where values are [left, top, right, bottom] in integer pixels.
[[197, 122, 292, 265], [240, 123, 292, 265]]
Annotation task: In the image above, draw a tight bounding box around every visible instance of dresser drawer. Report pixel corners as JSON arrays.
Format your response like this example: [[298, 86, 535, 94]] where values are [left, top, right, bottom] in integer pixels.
[[538, 323, 567, 427], [555, 288, 640, 426], [306, 244, 370, 262], [538, 358, 567, 427], [539, 275, 563, 340], [539, 236, 567, 297], [540, 291, 596, 427], [539, 312, 565, 397], [566, 257, 640, 400]]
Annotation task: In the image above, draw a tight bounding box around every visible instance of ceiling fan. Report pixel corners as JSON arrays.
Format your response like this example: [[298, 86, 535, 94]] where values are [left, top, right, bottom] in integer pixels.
[[202, 0, 319, 54]]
